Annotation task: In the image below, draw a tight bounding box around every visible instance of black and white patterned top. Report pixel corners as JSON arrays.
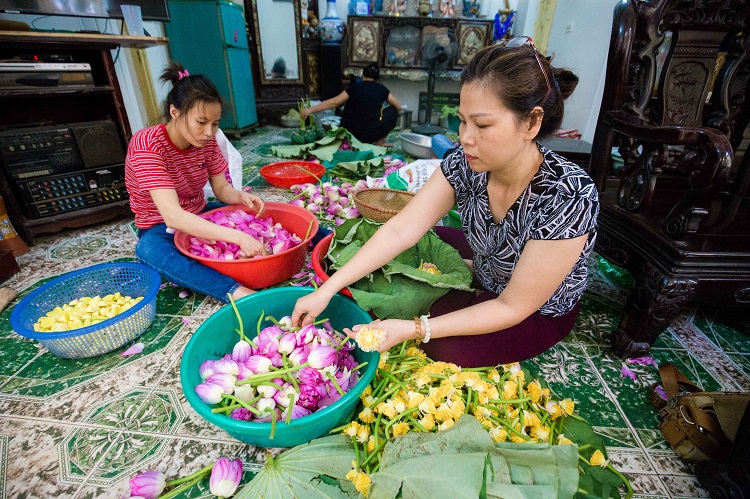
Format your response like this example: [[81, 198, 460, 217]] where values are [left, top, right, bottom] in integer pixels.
[[441, 145, 599, 316]]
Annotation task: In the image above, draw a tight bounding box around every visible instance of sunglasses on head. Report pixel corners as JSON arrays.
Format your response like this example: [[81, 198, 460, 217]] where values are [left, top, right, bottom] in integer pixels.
[[500, 36, 551, 102]]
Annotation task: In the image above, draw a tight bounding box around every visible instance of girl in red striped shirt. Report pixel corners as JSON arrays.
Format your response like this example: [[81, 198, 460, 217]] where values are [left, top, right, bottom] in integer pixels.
[[125, 61, 265, 302]]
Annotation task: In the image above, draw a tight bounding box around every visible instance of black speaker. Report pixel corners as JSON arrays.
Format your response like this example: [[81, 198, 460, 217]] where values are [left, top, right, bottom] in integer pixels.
[[69, 121, 126, 169]]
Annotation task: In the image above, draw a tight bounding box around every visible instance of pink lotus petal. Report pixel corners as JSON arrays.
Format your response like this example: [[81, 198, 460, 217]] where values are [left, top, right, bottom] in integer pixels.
[[178, 290, 190, 299], [121, 342, 144, 356], [655, 385, 667, 401], [621, 364, 637, 381], [181, 317, 194, 325], [159, 283, 168, 289], [628, 356, 658, 367]]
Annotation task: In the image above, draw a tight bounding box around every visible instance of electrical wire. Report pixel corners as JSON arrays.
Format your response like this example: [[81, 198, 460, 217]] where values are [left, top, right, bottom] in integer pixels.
[[30, 15, 51, 30], [113, 20, 124, 64]]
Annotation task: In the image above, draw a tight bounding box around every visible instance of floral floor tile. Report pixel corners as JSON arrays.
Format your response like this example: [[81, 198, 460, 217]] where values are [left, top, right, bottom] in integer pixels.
[[658, 474, 709, 498], [0, 418, 106, 499]]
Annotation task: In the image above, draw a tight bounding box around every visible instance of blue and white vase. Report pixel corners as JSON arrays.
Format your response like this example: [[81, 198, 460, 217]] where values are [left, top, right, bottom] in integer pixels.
[[319, 0, 346, 44]]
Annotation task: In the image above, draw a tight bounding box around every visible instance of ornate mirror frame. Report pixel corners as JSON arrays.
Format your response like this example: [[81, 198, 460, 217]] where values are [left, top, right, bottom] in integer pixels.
[[249, 0, 305, 86]]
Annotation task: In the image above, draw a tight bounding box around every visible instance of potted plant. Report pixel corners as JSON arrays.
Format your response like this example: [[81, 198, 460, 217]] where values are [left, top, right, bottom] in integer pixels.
[[439, 105, 461, 133]]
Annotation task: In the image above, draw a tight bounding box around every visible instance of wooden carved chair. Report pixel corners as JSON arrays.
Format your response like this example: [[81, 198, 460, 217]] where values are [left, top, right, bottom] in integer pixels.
[[589, 0, 750, 358]]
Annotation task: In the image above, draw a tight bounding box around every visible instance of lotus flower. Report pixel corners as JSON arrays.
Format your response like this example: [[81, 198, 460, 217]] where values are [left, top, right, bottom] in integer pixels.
[[206, 373, 236, 395], [231, 340, 253, 363], [213, 357, 240, 376], [308, 346, 338, 370], [199, 360, 216, 380], [129, 471, 166, 499], [245, 355, 273, 374], [195, 382, 224, 404], [209, 458, 243, 498]]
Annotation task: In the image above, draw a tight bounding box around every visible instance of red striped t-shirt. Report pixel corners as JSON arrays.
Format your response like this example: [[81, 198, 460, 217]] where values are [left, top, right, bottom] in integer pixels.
[[125, 124, 227, 228]]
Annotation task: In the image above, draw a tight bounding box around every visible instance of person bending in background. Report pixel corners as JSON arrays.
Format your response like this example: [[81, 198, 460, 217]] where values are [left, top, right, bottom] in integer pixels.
[[292, 39, 598, 367], [300, 64, 402, 146], [125, 61, 266, 303]]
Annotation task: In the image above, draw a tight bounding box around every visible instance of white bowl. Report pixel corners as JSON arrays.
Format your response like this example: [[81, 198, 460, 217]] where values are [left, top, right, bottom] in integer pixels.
[[399, 132, 435, 159]]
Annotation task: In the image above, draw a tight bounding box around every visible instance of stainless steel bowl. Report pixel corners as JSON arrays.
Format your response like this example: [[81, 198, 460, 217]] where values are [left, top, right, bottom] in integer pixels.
[[399, 132, 434, 159]]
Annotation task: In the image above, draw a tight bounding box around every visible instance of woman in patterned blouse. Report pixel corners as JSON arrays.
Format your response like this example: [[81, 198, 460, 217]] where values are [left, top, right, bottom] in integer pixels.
[[293, 41, 599, 367]]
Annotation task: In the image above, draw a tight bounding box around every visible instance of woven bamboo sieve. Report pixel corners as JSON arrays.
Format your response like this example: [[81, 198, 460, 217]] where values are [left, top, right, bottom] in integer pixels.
[[353, 188, 416, 222]]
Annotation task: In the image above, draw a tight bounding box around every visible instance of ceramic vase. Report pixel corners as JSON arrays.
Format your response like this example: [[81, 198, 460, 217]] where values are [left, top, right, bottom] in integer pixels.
[[319, 0, 346, 44]]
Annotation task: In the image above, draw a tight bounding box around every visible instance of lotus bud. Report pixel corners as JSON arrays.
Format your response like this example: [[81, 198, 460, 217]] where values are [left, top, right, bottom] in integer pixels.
[[231, 340, 253, 363], [213, 358, 240, 376], [129, 471, 166, 499], [245, 355, 273, 374], [306, 203, 321, 213], [282, 404, 312, 421], [256, 396, 277, 413], [195, 382, 224, 405], [234, 384, 256, 403], [273, 384, 298, 407], [206, 373, 236, 395], [288, 199, 305, 209], [278, 316, 294, 329], [199, 360, 216, 380], [288, 345, 309, 366], [308, 346, 338, 370], [342, 206, 359, 219], [236, 361, 254, 381], [209, 458, 243, 498], [339, 195, 350, 206], [278, 332, 297, 354], [354, 179, 368, 191]]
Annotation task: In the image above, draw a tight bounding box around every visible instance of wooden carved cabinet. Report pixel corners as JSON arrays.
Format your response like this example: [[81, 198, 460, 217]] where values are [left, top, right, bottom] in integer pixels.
[[346, 15, 492, 74]]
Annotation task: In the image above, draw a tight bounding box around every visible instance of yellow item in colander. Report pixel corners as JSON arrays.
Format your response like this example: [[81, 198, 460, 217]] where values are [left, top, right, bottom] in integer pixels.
[[33, 293, 144, 332]]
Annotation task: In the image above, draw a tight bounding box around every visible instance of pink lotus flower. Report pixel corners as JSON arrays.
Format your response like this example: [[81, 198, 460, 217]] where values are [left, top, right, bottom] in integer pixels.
[[209, 458, 243, 498], [288, 345, 309, 366], [308, 346, 337, 370], [231, 340, 253, 363], [213, 357, 240, 376], [195, 382, 224, 404], [245, 355, 272, 374], [129, 471, 166, 499], [206, 373, 236, 395], [282, 404, 312, 421], [231, 407, 252, 421], [298, 366, 323, 386], [298, 383, 321, 411], [199, 360, 216, 380]]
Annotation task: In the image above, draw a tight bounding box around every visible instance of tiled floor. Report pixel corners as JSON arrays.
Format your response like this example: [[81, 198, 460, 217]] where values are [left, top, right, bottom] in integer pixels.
[[0, 126, 747, 498]]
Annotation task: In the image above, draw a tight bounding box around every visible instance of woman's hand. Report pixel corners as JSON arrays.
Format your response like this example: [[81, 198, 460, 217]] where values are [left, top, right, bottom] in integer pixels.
[[292, 288, 334, 327], [300, 108, 312, 121], [344, 318, 417, 353], [238, 191, 265, 216], [237, 233, 267, 258]]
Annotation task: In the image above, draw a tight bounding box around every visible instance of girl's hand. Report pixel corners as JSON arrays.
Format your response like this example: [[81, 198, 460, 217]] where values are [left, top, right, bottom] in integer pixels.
[[292, 288, 334, 327], [238, 233, 267, 258], [239, 191, 265, 216], [344, 318, 417, 353]]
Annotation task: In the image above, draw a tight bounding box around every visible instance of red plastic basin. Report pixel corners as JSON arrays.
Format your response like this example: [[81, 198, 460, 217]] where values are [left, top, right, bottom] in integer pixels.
[[311, 232, 354, 299], [174, 202, 319, 289]]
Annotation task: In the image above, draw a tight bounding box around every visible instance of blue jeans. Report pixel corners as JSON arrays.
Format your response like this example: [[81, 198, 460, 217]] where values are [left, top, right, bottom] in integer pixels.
[[135, 202, 241, 303], [431, 134, 458, 159]]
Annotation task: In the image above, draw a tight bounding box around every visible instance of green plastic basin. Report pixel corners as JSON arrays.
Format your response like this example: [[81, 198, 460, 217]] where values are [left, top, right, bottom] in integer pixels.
[[180, 286, 379, 448]]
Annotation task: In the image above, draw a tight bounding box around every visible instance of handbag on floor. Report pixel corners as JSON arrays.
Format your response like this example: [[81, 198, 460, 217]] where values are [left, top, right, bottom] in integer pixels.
[[652, 362, 750, 463]]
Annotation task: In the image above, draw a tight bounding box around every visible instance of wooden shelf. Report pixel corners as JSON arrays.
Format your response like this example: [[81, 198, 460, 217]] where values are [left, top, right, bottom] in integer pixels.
[[0, 86, 115, 98], [0, 30, 168, 49]]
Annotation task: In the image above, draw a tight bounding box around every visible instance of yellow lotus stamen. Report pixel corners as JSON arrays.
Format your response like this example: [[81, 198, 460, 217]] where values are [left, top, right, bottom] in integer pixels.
[[344, 421, 360, 438], [438, 419, 455, 431], [356, 424, 370, 443], [557, 434, 574, 445], [502, 380, 518, 400], [545, 401, 563, 420], [435, 402, 453, 422], [405, 346, 426, 358], [489, 426, 508, 442], [358, 407, 376, 423], [366, 435, 377, 453], [530, 424, 551, 442], [523, 410, 541, 429], [355, 326, 387, 352], [526, 380, 544, 404], [361, 395, 376, 408], [418, 398, 436, 416], [488, 369, 501, 383], [392, 422, 410, 436], [346, 469, 371, 497], [413, 372, 431, 388], [377, 351, 390, 369], [590, 449, 609, 467], [405, 391, 425, 409], [560, 398, 575, 416], [418, 261, 442, 275], [419, 414, 435, 430]]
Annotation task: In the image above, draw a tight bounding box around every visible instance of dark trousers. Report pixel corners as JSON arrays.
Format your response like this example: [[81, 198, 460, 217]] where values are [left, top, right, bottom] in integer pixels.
[[421, 226, 581, 367], [348, 105, 398, 144]]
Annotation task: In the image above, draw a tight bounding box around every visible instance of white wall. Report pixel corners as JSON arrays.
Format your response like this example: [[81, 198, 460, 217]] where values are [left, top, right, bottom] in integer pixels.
[[545, 0, 618, 142]]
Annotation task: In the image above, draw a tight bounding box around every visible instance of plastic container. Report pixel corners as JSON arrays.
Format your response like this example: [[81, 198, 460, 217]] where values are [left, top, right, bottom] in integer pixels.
[[447, 209, 462, 228], [180, 286, 378, 447], [260, 161, 326, 188], [173, 203, 318, 290], [311, 232, 353, 299], [10, 262, 161, 358], [398, 132, 434, 159]]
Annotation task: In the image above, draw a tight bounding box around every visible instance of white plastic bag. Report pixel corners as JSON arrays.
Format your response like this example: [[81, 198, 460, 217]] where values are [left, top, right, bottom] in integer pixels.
[[203, 129, 243, 199], [384, 159, 441, 193]]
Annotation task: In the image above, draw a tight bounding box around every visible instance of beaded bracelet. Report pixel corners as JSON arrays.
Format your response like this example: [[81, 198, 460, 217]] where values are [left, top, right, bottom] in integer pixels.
[[413, 316, 424, 341], [419, 314, 431, 343]]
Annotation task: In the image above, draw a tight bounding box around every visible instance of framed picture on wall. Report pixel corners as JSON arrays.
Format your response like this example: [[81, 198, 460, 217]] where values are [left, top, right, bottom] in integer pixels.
[[456, 20, 491, 66], [384, 25, 420, 68], [349, 18, 383, 65]]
